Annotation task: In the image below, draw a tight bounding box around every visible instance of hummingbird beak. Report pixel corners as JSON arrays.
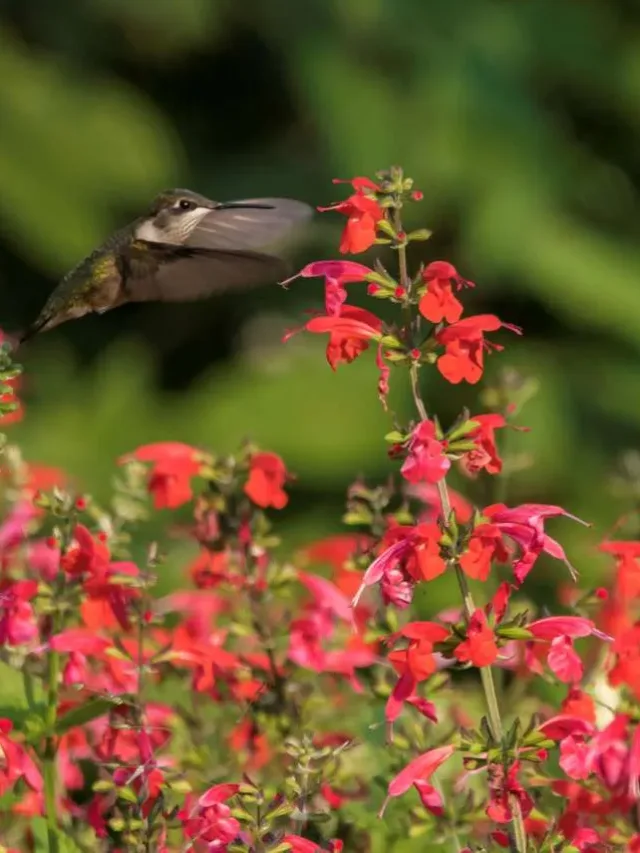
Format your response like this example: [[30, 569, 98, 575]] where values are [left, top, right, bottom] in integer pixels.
[[214, 202, 276, 211]]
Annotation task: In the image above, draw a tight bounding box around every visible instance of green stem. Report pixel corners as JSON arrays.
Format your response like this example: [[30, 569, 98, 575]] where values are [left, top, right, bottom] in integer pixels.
[[397, 216, 527, 853], [44, 618, 62, 853]]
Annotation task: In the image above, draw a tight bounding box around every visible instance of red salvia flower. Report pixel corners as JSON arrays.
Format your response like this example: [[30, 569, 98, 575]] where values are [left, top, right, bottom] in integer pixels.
[[244, 451, 289, 509], [418, 260, 474, 324], [318, 177, 384, 254], [400, 419, 451, 485], [379, 744, 455, 816], [282, 260, 372, 315], [120, 442, 206, 509], [482, 502, 587, 584], [435, 314, 522, 384], [454, 609, 499, 667], [460, 413, 508, 476]]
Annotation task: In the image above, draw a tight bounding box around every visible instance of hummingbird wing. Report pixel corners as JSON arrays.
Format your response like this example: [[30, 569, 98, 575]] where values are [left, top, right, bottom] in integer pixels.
[[124, 244, 288, 302], [185, 198, 313, 253], [125, 198, 312, 302]]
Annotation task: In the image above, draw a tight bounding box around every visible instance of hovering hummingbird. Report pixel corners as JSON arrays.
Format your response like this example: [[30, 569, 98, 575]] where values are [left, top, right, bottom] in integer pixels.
[[18, 189, 312, 345]]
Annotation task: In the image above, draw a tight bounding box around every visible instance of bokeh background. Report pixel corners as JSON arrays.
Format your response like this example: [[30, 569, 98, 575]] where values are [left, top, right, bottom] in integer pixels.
[[1, 0, 639, 589]]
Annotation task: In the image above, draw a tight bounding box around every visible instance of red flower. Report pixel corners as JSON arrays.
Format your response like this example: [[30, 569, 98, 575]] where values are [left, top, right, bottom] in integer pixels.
[[600, 540, 640, 600], [297, 306, 383, 370], [459, 524, 509, 582], [244, 452, 289, 509], [487, 762, 533, 824], [351, 523, 445, 610], [319, 178, 384, 254], [179, 784, 241, 848], [120, 442, 205, 509], [436, 314, 522, 384], [418, 261, 474, 324], [379, 744, 455, 816], [454, 609, 499, 667], [483, 502, 587, 584], [0, 580, 38, 647], [61, 524, 109, 577], [400, 420, 451, 485], [460, 413, 508, 476], [0, 719, 42, 795], [283, 260, 372, 315]]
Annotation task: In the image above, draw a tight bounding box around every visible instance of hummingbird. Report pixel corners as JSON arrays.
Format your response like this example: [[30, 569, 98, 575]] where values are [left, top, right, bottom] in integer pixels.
[[18, 189, 312, 345]]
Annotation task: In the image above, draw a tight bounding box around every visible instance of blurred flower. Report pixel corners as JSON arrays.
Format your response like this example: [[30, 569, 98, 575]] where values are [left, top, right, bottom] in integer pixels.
[[244, 451, 289, 509], [379, 743, 455, 816], [120, 442, 205, 509]]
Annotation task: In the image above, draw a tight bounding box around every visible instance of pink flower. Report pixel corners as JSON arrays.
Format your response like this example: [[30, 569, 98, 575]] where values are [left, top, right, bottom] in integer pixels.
[[483, 503, 588, 584], [0, 719, 42, 795], [400, 420, 451, 485], [527, 616, 610, 683], [379, 744, 455, 816], [0, 580, 39, 647], [282, 260, 372, 315], [351, 524, 445, 610]]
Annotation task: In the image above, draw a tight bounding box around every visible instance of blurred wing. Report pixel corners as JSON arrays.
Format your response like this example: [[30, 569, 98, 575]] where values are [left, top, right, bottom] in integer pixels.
[[126, 246, 288, 303], [186, 198, 313, 252]]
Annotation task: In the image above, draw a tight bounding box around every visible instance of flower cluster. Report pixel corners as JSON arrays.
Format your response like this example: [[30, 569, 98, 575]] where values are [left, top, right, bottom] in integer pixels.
[[0, 168, 635, 853]]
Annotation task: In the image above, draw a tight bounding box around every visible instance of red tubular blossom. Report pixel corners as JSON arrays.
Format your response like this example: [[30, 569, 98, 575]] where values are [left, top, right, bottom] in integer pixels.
[[400, 419, 451, 485], [483, 502, 588, 584], [419, 260, 474, 324], [282, 260, 372, 315], [461, 413, 508, 476], [319, 178, 384, 254], [454, 609, 499, 667], [119, 442, 205, 509], [351, 523, 445, 610], [244, 451, 289, 509], [436, 314, 522, 385], [379, 744, 455, 816], [287, 305, 383, 372]]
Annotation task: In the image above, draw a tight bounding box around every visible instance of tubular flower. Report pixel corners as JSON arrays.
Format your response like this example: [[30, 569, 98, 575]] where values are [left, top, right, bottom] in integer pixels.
[[119, 442, 207, 510], [460, 413, 508, 476], [400, 419, 451, 485], [418, 260, 474, 324], [318, 178, 384, 254], [244, 452, 289, 509], [281, 260, 372, 316], [482, 503, 588, 584], [435, 314, 522, 385]]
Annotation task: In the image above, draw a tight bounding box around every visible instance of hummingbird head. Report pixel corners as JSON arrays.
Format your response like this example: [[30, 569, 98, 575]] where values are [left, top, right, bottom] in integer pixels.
[[134, 189, 278, 246], [135, 189, 217, 245]]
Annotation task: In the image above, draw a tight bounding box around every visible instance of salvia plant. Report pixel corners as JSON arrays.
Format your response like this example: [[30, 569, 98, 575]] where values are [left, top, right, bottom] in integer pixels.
[[0, 168, 635, 853]]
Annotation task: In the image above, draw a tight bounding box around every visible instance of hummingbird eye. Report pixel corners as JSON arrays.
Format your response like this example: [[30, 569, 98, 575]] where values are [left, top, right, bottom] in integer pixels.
[[177, 199, 195, 211]]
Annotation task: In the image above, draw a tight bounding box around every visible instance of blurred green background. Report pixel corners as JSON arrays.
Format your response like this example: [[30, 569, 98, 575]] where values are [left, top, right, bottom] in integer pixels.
[[1, 0, 638, 584]]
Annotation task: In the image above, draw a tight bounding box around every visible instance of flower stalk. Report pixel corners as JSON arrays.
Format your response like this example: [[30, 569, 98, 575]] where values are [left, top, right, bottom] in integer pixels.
[[396, 206, 528, 853]]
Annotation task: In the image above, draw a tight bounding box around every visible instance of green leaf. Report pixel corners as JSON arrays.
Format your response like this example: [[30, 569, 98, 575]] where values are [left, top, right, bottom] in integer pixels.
[[54, 697, 113, 736]]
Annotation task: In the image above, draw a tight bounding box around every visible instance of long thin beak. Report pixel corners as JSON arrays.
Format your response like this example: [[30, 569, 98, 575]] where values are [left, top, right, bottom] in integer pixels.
[[215, 202, 275, 211]]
